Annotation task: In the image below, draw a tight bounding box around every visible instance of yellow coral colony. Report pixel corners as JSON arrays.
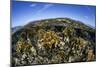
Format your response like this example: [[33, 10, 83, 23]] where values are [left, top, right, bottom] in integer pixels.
[[38, 30, 62, 49]]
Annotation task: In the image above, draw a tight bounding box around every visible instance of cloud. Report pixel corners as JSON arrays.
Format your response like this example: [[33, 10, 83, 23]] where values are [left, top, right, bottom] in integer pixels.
[[28, 3, 54, 21], [36, 4, 54, 14], [84, 15, 89, 19], [30, 4, 37, 7]]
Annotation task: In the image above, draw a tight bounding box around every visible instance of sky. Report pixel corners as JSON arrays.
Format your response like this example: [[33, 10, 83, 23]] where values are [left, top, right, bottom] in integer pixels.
[[12, 1, 96, 28]]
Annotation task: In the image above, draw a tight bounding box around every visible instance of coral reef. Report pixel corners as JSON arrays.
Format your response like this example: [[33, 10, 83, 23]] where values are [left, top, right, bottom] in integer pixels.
[[12, 18, 96, 66]]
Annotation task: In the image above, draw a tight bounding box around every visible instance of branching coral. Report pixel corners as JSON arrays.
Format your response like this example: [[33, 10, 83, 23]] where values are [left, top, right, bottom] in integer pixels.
[[38, 31, 62, 49]]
